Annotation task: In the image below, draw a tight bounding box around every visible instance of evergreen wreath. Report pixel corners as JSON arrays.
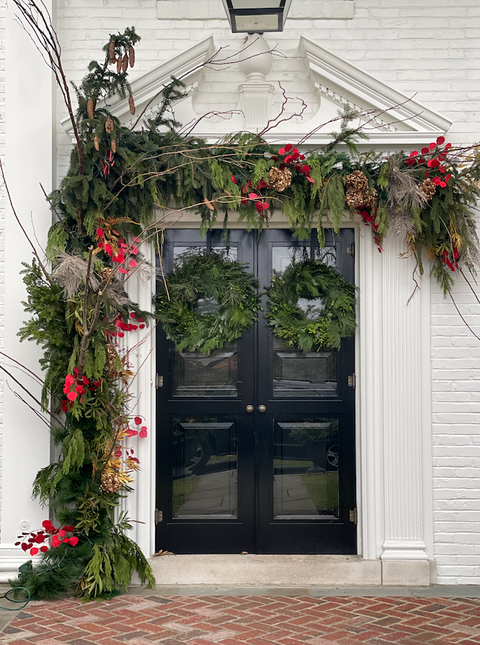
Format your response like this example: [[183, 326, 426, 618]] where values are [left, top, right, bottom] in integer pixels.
[[155, 252, 261, 355], [265, 259, 356, 352]]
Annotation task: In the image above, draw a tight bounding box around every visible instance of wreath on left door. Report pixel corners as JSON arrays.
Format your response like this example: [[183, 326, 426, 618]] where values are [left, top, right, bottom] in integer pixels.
[[155, 251, 261, 355]]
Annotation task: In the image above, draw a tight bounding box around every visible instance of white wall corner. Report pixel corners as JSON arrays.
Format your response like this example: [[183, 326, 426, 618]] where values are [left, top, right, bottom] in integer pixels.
[[2, 1, 53, 567]]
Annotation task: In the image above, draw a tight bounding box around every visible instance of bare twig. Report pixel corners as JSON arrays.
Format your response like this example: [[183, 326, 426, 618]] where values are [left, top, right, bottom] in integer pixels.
[[0, 157, 51, 281], [12, 0, 84, 173]]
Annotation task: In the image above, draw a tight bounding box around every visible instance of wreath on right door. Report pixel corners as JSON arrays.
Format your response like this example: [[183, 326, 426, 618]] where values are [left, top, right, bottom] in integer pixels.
[[265, 259, 357, 352]]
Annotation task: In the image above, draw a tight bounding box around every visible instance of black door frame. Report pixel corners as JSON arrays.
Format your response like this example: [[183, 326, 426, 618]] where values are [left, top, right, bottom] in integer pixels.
[[155, 228, 356, 554]]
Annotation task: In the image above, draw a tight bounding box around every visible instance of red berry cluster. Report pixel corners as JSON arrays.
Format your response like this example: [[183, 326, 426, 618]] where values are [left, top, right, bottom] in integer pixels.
[[124, 415, 148, 439], [102, 149, 115, 177], [272, 144, 314, 183], [406, 136, 453, 187], [62, 367, 102, 411], [441, 246, 460, 272], [15, 520, 78, 556], [358, 209, 384, 252], [231, 144, 314, 217], [96, 227, 140, 275], [107, 311, 146, 340]]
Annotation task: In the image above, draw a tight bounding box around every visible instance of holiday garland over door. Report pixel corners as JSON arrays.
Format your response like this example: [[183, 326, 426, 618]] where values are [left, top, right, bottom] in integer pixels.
[[7, 0, 480, 600]]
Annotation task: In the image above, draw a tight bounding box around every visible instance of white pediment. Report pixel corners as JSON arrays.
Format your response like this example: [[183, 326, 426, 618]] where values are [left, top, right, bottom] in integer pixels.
[[63, 35, 452, 149]]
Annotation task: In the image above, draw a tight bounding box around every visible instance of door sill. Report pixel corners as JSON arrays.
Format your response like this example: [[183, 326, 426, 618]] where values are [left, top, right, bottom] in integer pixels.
[[142, 554, 431, 587], [144, 554, 435, 588]]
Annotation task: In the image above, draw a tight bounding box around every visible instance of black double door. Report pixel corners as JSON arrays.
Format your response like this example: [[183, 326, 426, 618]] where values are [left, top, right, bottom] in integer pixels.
[[156, 228, 356, 554]]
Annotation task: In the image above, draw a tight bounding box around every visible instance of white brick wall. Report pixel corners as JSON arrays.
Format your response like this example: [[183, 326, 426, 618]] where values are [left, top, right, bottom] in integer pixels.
[[13, 0, 478, 581]]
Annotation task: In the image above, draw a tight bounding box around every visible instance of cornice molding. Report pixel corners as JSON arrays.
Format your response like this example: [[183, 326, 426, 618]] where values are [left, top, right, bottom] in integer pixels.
[[62, 35, 452, 149]]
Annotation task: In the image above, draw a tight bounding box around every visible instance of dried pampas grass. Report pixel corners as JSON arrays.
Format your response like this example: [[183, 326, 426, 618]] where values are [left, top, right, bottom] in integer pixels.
[[52, 253, 100, 299], [385, 161, 427, 235]]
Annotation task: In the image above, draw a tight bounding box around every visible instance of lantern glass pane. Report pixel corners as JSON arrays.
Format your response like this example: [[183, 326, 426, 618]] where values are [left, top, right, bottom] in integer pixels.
[[235, 14, 279, 31], [231, 0, 282, 7]]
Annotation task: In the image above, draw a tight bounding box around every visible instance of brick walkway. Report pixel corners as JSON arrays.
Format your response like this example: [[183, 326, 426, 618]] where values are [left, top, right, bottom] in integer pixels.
[[3, 594, 480, 645]]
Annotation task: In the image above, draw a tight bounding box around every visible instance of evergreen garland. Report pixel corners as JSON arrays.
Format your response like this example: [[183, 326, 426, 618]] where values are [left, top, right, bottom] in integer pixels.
[[155, 252, 261, 355], [265, 260, 357, 352]]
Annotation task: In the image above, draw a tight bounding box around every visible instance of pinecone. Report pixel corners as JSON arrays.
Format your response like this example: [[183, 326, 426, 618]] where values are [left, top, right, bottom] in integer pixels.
[[100, 471, 122, 493], [128, 95, 136, 115], [116, 56, 123, 74], [419, 178, 436, 199], [122, 53, 129, 73], [268, 167, 292, 192], [108, 41, 116, 64], [105, 116, 114, 134], [111, 138, 117, 154], [87, 98, 94, 119], [94, 136, 100, 151], [345, 170, 377, 210], [128, 46, 135, 68]]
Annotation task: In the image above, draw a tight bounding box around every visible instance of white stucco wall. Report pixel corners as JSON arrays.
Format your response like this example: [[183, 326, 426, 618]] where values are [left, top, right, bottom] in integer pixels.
[[0, 0, 6, 538], [2, 0, 480, 583]]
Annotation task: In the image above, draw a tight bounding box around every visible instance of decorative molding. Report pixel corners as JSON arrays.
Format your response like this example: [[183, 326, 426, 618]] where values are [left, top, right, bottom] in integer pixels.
[[299, 36, 452, 143], [62, 35, 452, 149], [62, 37, 215, 135]]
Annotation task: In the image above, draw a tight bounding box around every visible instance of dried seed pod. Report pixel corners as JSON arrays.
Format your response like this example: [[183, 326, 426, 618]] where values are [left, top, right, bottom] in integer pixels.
[[268, 167, 292, 192], [128, 95, 135, 115], [111, 138, 117, 154], [108, 40, 116, 63], [100, 471, 122, 493], [87, 98, 94, 119], [419, 178, 436, 200], [345, 170, 377, 210], [94, 135, 100, 151], [128, 45, 135, 68], [99, 268, 115, 282], [122, 53, 129, 73], [116, 56, 123, 74], [204, 197, 215, 211], [105, 116, 114, 134]]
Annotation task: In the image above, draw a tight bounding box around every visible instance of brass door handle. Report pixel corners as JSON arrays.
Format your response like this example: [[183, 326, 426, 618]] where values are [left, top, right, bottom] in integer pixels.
[[258, 404, 266, 413], [246, 405, 254, 413]]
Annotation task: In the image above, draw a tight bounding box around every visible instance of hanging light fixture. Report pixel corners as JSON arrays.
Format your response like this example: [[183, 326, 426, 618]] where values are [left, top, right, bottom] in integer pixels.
[[221, 0, 293, 33]]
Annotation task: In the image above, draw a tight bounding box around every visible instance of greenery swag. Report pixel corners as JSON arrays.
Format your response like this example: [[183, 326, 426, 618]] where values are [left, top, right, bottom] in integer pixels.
[[155, 252, 261, 355], [265, 260, 357, 352], [6, 0, 480, 600]]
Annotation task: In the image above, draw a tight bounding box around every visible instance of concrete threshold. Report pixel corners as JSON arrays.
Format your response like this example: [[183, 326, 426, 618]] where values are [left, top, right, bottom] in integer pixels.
[[146, 554, 433, 587]]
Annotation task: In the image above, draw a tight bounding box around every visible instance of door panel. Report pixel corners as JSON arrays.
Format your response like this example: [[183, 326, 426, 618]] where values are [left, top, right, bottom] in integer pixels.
[[156, 228, 356, 554]]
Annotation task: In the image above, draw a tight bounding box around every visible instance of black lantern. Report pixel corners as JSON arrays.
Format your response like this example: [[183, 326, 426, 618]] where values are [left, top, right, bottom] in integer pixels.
[[221, 0, 293, 33]]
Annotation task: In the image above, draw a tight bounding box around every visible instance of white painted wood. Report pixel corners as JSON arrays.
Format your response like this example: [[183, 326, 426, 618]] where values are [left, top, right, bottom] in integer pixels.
[[120, 244, 157, 558], [1, 2, 53, 550]]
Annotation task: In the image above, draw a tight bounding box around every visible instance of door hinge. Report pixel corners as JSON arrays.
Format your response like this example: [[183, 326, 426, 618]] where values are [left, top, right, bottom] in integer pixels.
[[348, 374, 356, 389], [155, 374, 164, 389], [347, 243, 355, 258], [349, 509, 358, 525], [155, 509, 163, 524]]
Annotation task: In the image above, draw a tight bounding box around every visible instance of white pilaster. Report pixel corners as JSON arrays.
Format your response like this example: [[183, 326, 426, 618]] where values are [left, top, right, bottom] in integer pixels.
[[358, 228, 433, 573], [120, 246, 157, 558], [1, 1, 53, 576]]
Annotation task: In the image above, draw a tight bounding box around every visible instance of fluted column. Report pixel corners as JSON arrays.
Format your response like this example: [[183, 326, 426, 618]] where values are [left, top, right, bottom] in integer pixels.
[[358, 228, 433, 579], [120, 246, 157, 557]]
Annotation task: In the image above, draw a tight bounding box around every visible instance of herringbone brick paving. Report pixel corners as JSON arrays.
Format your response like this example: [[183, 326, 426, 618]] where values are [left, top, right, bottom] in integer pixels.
[[2, 595, 480, 644]]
